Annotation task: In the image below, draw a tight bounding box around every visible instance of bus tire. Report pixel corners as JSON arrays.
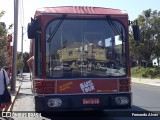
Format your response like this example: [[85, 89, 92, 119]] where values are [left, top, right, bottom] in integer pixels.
[[35, 96, 44, 112]]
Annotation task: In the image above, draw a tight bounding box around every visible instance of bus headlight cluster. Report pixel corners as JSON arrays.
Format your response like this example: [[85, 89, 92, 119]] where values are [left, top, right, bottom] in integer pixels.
[[115, 96, 129, 105], [47, 98, 62, 107]]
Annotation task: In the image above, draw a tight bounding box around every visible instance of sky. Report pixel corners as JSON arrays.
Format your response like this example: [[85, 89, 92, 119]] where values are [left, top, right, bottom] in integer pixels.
[[0, 0, 160, 52]]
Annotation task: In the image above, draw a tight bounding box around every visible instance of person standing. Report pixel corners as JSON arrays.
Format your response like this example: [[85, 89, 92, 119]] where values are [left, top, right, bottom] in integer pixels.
[[0, 63, 10, 112]]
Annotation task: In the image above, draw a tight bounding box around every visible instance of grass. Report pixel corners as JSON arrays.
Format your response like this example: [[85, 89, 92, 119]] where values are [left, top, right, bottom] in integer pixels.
[[131, 66, 160, 79]]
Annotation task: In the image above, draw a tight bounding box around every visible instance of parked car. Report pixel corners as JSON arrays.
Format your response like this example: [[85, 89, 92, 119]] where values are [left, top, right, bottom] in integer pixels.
[[53, 66, 61, 70], [78, 64, 87, 68], [54, 65, 72, 71], [99, 66, 108, 70], [106, 67, 126, 76]]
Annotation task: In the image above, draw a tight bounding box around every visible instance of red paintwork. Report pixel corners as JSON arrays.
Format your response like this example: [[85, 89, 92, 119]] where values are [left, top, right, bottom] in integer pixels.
[[34, 78, 130, 94], [32, 6, 130, 95], [56, 79, 118, 94], [35, 6, 127, 17], [33, 6, 129, 79], [34, 79, 118, 94]]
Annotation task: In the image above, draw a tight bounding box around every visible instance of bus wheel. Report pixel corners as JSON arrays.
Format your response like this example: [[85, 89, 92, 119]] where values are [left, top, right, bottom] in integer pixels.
[[35, 97, 44, 112]]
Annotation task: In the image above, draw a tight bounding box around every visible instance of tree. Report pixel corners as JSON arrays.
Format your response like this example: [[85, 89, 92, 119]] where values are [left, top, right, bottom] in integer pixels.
[[0, 11, 13, 79], [0, 11, 8, 66], [17, 52, 24, 72], [130, 9, 160, 66], [23, 52, 29, 72], [16, 52, 30, 72], [151, 10, 160, 65]]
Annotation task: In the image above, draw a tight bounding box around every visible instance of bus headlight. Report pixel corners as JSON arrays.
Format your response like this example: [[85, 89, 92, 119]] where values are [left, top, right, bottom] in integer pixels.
[[47, 98, 62, 107], [115, 96, 129, 105]]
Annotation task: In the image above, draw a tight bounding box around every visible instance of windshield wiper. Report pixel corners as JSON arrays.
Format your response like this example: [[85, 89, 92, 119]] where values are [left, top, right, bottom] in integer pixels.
[[107, 17, 125, 41], [47, 15, 66, 42]]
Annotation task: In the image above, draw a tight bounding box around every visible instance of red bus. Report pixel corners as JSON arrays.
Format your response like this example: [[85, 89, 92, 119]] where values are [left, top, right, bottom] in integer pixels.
[[27, 6, 138, 112]]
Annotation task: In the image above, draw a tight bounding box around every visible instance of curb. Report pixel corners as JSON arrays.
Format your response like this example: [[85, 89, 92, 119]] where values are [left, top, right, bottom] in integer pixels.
[[2, 79, 22, 112], [132, 78, 160, 86], [9, 85, 21, 111]]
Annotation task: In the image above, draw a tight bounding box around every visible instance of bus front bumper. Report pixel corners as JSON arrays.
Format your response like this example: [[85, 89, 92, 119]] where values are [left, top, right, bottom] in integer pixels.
[[34, 93, 132, 111]]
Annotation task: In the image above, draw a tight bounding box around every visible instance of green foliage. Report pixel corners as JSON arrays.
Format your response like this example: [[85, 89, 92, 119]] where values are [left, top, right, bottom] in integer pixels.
[[131, 67, 147, 77], [142, 73, 149, 78], [17, 59, 24, 71], [15, 52, 29, 72], [130, 9, 160, 65], [131, 67, 160, 79], [0, 10, 13, 67], [0, 10, 5, 18], [23, 52, 30, 72], [0, 11, 8, 66], [17, 52, 24, 71]]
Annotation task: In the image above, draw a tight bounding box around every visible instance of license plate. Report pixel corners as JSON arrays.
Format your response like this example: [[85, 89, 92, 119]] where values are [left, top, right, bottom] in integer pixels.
[[83, 98, 100, 104]]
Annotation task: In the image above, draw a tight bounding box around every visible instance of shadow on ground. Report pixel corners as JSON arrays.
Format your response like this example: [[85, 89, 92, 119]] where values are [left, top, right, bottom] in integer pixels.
[[40, 105, 160, 120]]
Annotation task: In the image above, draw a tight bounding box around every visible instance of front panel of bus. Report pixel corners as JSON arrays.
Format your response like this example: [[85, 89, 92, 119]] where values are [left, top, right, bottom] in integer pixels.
[[33, 15, 131, 111]]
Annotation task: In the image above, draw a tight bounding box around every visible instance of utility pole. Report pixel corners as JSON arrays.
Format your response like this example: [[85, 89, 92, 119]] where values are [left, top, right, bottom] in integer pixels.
[[20, 26, 24, 78], [11, 0, 19, 92]]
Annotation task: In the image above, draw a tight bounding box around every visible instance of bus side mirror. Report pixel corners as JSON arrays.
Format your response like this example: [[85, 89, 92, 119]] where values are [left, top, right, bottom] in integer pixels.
[[132, 25, 140, 41], [27, 18, 41, 39], [27, 22, 35, 39]]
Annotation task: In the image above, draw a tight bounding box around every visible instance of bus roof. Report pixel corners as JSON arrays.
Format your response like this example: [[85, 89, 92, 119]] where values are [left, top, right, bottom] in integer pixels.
[[34, 6, 128, 17]]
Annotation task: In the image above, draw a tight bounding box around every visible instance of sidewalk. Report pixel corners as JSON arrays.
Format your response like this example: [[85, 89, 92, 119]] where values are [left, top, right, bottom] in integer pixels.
[[132, 77, 160, 86], [2, 77, 23, 112]]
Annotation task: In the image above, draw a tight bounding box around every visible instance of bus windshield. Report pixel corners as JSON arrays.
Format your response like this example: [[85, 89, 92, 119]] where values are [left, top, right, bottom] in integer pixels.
[[45, 19, 126, 78]]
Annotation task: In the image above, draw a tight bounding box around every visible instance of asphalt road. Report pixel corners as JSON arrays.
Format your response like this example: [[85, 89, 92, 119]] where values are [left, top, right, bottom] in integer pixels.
[[132, 83, 160, 111], [10, 74, 160, 120]]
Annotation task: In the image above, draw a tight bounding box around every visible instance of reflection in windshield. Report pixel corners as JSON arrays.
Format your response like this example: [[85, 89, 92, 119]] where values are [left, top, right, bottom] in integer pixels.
[[45, 19, 126, 78]]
